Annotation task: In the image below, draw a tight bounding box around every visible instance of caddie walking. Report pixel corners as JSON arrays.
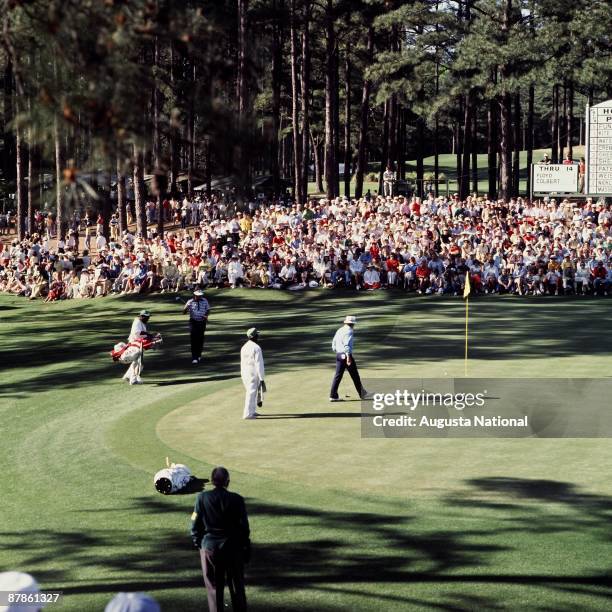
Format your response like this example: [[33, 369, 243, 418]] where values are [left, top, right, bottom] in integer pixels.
[[183, 289, 210, 364], [240, 328, 265, 420], [123, 309, 151, 385], [329, 315, 367, 401]]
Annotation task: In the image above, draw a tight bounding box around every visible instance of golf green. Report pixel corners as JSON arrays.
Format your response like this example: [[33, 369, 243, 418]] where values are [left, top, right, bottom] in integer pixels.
[[2, 291, 611, 611]]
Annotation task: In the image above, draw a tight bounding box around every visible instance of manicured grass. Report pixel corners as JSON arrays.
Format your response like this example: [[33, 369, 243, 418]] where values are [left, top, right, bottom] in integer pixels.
[[1, 291, 611, 611]]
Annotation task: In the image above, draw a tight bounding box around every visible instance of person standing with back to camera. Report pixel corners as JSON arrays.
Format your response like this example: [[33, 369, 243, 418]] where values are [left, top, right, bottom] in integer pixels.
[[191, 466, 251, 612]]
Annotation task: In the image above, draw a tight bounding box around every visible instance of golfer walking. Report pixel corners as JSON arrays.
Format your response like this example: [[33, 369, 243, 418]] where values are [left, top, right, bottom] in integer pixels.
[[183, 290, 210, 364], [240, 328, 265, 420], [330, 315, 366, 401]]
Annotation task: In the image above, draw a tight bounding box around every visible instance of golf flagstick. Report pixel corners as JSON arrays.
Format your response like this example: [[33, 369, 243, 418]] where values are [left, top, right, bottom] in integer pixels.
[[463, 273, 471, 377]]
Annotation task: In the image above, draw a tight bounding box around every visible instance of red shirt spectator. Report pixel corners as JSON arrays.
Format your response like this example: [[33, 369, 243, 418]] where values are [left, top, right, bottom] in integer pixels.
[[416, 262, 429, 279], [386, 257, 400, 273]]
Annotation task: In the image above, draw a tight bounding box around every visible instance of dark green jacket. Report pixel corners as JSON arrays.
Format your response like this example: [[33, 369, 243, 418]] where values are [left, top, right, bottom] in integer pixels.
[[191, 487, 250, 553]]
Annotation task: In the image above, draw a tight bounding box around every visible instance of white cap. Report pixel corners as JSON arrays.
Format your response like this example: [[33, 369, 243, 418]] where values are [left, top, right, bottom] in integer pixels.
[[193, 290, 204, 297], [104, 592, 160, 612], [0, 572, 41, 612], [344, 315, 357, 325], [246, 327, 259, 339]]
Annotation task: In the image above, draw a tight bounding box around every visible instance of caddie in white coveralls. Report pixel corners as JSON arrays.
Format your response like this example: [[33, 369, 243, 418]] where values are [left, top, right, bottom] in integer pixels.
[[123, 309, 151, 385], [240, 327, 265, 420]]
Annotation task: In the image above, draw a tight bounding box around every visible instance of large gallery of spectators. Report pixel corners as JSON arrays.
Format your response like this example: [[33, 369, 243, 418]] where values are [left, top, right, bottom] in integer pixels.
[[0, 192, 610, 301]]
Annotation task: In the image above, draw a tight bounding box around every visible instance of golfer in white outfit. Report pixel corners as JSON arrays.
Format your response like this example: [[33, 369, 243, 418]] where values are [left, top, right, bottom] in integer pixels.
[[240, 327, 265, 420], [123, 309, 151, 385]]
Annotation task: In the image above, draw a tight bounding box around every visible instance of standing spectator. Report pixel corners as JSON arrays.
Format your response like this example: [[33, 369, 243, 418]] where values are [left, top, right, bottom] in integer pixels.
[[383, 165, 396, 197], [191, 466, 250, 612]]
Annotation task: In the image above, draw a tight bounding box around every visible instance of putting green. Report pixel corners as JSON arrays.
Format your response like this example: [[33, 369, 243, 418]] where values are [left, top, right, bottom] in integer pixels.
[[157, 367, 612, 499]]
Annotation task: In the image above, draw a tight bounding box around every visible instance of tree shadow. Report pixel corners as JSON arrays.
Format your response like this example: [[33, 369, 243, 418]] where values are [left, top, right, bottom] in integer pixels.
[[3, 292, 612, 396], [2, 476, 612, 609]]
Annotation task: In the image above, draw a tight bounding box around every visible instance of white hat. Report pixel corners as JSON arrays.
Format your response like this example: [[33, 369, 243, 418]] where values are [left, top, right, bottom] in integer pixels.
[[246, 327, 259, 339], [193, 290, 204, 297], [104, 592, 160, 612], [0, 572, 41, 612], [344, 315, 357, 325]]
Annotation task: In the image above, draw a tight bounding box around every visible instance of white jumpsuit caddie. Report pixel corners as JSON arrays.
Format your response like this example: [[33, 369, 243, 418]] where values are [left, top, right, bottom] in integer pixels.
[[240, 336, 265, 419], [124, 313, 147, 384]]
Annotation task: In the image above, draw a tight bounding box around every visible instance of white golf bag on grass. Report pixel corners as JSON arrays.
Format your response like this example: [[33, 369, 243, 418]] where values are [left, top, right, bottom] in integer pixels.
[[154, 458, 193, 494]]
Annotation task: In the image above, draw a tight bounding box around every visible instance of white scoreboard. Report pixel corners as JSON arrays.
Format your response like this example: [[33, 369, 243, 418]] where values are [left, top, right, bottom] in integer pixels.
[[532, 164, 578, 193], [585, 100, 612, 195]]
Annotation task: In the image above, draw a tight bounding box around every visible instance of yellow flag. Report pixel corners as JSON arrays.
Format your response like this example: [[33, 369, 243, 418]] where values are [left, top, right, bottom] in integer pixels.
[[463, 273, 471, 299]]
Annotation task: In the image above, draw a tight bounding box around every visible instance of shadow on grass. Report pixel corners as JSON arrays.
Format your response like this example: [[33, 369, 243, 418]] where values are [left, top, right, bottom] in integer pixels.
[[4, 477, 611, 610], [2, 291, 612, 396]]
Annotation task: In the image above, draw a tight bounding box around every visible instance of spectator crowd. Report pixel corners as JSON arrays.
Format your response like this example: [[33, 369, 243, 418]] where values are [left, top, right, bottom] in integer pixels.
[[1, 192, 611, 301]]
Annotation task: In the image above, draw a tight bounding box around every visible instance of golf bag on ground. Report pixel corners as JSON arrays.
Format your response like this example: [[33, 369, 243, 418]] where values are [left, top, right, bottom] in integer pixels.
[[154, 458, 193, 494]]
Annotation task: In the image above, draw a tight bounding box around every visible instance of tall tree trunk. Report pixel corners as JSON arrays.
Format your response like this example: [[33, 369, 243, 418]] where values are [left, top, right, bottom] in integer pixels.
[[169, 43, 179, 196], [54, 116, 66, 242], [460, 93, 472, 200], [311, 132, 324, 193], [455, 97, 463, 195], [237, 0, 249, 118], [498, 1, 512, 200], [333, 48, 341, 197], [117, 155, 127, 235], [512, 92, 521, 196], [566, 80, 573, 159], [434, 112, 440, 196], [236, 0, 250, 193], [398, 108, 406, 181], [270, 0, 283, 196], [378, 100, 390, 195], [559, 80, 566, 162], [153, 36, 165, 237], [498, 93, 512, 201], [187, 62, 196, 201], [355, 24, 373, 199], [15, 123, 25, 239], [300, 1, 311, 203], [27, 108, 36, 235], [551, 84, 558, 163], [290, 0, 302, 203], [388, 95, 398, 172], [416, 115, 424, 199], [133, 145, 147, 238], [204, 136, 212, 198], [2, 58, 16, 182], [324, 0, 337, 199], [471, 105, 478, 193], [343, 56, 351, 198], [525, 84, 534, 199]]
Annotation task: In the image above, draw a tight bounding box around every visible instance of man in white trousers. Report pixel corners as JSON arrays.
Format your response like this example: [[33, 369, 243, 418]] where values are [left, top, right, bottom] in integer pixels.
[[123, 309, 151, 385], [240, 328, 265, 420]]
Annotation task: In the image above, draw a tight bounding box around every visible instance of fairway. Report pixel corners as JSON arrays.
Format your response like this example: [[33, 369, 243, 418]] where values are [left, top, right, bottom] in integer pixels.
[[2, 291, 612, 611]]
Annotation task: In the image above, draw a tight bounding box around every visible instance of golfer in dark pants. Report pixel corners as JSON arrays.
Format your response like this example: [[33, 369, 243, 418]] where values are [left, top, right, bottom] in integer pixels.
[[183, 290, 210, 364], [191, 467, 250, 612], [329, 315, 367, 401]]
